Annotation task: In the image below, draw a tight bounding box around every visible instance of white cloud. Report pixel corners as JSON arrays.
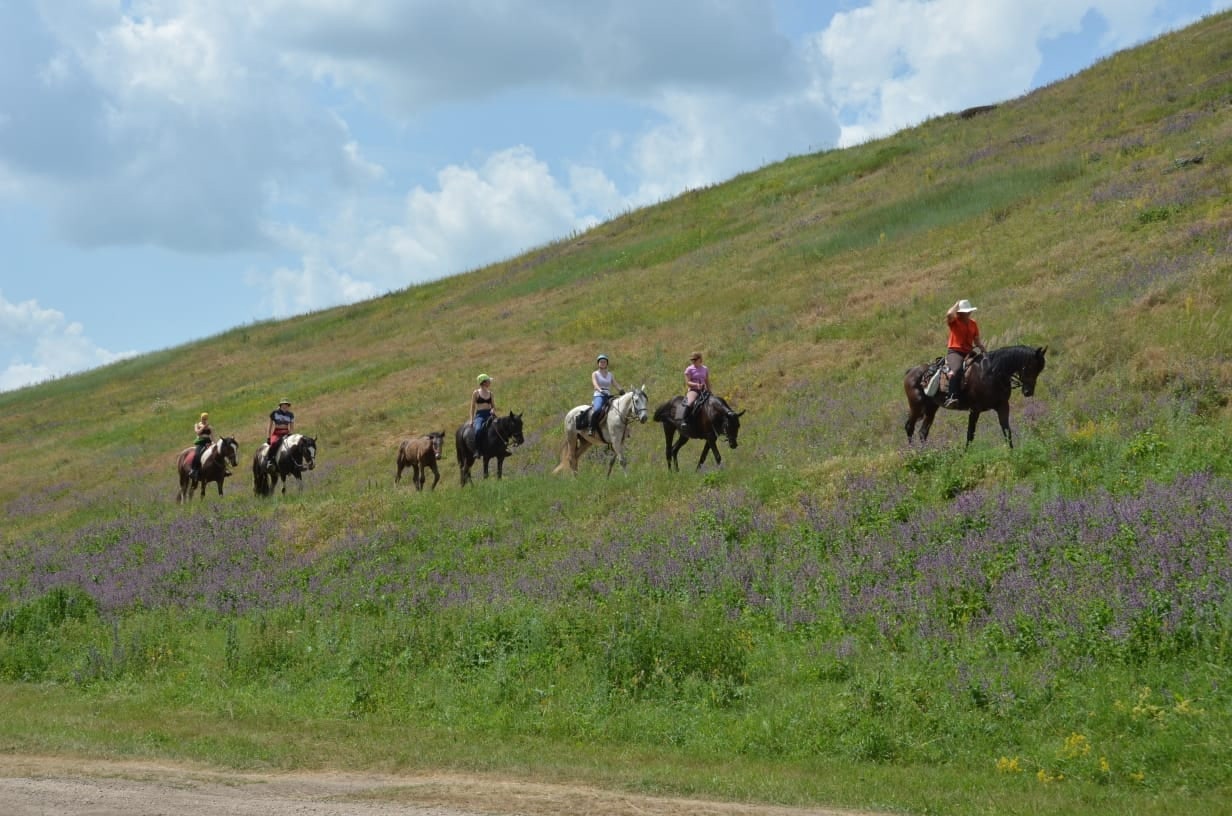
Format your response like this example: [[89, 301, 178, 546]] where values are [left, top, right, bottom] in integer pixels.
[[814, 0, 1222, 147], [0, 292, 135, 391], [256, 146, 605, 314]]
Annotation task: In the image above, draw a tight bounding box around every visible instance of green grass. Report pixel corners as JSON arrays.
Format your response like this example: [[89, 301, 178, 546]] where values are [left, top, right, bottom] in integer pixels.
[[2, 11, 1232, 816]]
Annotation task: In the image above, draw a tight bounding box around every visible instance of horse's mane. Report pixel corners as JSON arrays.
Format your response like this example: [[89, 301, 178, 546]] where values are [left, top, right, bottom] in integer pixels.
[[984, 345, 1037, 378]]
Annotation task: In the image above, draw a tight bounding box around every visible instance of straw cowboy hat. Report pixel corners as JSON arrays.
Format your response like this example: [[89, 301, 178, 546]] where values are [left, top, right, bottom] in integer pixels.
[[955, 299, 978, 313]]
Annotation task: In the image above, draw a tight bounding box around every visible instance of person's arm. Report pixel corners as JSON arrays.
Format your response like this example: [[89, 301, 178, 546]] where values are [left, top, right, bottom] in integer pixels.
[[946, 301, 961, 322], [592, 370, 602, 391], [266, 417, 274, 437], [470, 391, 477, 421]]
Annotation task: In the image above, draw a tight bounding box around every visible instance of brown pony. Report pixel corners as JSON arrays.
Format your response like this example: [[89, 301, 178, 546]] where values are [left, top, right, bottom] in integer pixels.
[[904, 345, 1047, 447], [396, 432, 445, 490], [176, 437, 239, 503]]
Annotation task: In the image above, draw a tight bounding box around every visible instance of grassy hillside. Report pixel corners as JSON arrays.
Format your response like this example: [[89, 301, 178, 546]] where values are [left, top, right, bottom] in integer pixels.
[[2, 12, 1231, 816]]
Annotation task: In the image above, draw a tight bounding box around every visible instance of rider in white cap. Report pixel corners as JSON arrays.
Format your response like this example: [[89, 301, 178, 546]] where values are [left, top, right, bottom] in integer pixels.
[[588, 354, 622, 434]]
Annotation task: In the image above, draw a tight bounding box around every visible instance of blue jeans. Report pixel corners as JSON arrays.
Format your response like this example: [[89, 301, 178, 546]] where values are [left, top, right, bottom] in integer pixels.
[[474, 410, 491, 434]]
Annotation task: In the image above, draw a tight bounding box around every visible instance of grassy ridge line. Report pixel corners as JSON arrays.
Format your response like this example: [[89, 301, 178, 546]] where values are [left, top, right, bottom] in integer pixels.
[[0, 12, 1228, 524]]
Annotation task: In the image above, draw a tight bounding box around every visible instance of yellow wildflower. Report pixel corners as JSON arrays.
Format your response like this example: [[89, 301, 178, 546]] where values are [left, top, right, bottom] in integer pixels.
[[996, 756, 1022, 774], [1061, 732, 1091, 759]]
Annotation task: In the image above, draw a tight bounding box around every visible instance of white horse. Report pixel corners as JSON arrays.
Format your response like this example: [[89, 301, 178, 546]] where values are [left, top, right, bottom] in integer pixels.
[[553, 385, 649, 476]]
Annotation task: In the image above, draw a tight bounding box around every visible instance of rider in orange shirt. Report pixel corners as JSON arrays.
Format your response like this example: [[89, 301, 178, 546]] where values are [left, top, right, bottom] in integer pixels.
[[944, 299, 986, 406]]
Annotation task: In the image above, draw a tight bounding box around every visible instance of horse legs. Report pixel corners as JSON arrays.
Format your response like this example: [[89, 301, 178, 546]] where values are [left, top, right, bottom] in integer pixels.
[[697, 438, 720, 471], [669, 435, 689, 471], [994, 403, 1013, 447], [918, 405, 939, 443], [905, 404, 923, 443], [662, 425, 679, 471], [428, 463, 440, 490], [965, 410, 982, 447]]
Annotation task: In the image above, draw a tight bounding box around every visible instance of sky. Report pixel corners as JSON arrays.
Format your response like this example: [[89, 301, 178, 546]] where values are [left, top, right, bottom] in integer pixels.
[[1, 0, 1227, 392]]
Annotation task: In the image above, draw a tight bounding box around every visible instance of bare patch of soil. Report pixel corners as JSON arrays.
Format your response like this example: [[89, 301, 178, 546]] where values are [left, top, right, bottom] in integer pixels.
[[0, 755, 883, 816]]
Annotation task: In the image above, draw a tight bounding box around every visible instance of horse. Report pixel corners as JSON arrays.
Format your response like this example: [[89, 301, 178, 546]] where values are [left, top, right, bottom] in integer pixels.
[[652, 391, 745, 471], [253, 433, 318, 496], [904, 345, 1047, 448], [455, 411, 524, 486], [553, 385, 649, 476], [175, 437, 239, 503], [396, 432, 445, 490]]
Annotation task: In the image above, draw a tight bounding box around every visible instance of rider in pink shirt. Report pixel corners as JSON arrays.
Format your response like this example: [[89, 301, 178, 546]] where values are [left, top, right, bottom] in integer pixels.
[[681, 351, 710, 422]]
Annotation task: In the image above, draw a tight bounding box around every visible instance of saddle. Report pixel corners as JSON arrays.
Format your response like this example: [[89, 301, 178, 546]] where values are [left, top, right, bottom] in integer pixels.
[[924, 353, 982, 398], [463, 424, 485, 456], [580, 404, 609, 434]]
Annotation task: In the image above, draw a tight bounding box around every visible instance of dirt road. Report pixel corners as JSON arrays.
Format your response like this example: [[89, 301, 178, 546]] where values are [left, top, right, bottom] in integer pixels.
[[0, 755, 879, 816]]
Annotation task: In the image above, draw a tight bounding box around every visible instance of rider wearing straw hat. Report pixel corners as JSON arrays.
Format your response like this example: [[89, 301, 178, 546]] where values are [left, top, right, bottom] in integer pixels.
[[264, 398, 295, 469], [191, 412, 213, 480], [944, 299, 986, 407]]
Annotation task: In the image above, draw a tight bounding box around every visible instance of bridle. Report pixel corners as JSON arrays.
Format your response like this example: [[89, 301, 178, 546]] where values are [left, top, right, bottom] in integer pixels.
[[488, 417, 520, 449], [616, 388, 647, 424]]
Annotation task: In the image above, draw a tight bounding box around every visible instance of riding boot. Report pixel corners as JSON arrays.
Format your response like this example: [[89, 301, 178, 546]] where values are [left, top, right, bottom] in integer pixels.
[[944, 376, 961, 407]]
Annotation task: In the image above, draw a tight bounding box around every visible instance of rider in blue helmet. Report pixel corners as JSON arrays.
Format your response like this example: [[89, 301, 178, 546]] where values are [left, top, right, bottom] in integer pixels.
[[588, 354, 623, 434]]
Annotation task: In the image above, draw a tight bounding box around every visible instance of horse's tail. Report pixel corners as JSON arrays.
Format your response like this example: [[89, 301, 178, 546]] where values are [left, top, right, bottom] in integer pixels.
[[552, 420, 579, 474], [253, 457, 270, 496]]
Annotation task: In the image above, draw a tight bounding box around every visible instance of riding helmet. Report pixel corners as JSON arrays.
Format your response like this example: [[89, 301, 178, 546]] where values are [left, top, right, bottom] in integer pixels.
[[596, 354, 609, 362]]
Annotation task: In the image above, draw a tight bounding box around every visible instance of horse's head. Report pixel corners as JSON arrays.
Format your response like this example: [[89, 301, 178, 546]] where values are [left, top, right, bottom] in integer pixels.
[[1019, 346, 1048, 397], [499, 412, 524, 448], [630, 385, 649, 423], [429, 431, 445, 458], [221, 437, 239, 466], [297, 436, 317, 470], [709, 398, 744, 448]]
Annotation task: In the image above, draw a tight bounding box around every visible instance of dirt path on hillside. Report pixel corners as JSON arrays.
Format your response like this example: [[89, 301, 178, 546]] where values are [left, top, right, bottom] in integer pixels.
[[0, 755, 884, 816]]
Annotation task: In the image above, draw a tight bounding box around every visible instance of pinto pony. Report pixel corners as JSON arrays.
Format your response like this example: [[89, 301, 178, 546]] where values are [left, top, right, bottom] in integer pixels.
[[396, 432, 445, 490], [652, 392, 744, 471], [904, 344, 1047, 447], [553, 386, 649, 476], [176, 437, 239, 503], [455, 411, 524, 486], [253, 433, 317, 496]]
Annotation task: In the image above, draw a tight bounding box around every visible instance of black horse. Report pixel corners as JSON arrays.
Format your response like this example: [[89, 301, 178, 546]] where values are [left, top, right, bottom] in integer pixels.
[[904, 345, 1047, 447], [253, 433, 318, 496], [455, 412, 524, 486], [652, 392, 745, 471], [176, 436, 239, 503]]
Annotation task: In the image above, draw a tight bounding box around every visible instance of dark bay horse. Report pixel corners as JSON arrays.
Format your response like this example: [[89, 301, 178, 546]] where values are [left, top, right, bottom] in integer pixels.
[[455, 411, 524, 486], [176, 437, 239, 503], [652, 392, 745, 471], [904, 345, 1047, 447], [396, 432, 445, 490], [253, 433, 317, 496]]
